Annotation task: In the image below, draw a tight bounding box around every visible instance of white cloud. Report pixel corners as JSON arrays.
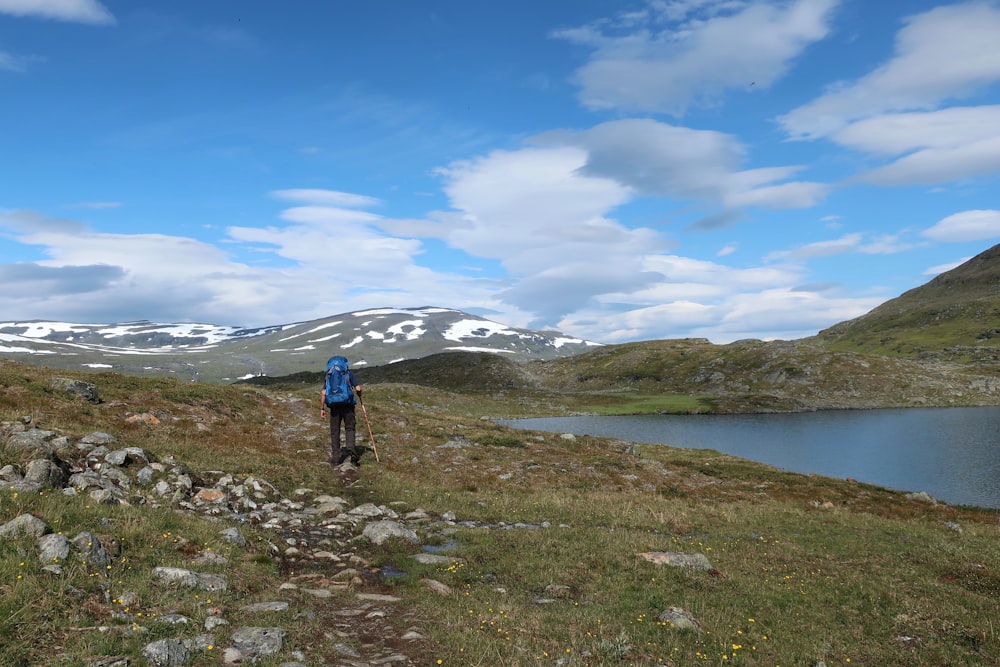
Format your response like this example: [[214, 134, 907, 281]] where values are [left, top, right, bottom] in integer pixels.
[[717, 244, 737, 257], [431, 145, 672, 323], [543, 119, 828, 211], [831, 106, 1000, 185], [0, 0, 115, 24], [557, 281, 882, 344], [924, 258, 969, 276], [436, 145, 637, 263], [714, 287, 882, 338], [269, 189, 382, 208], [780, 2, 1000, 139], [922, 210, 1000, 243], [554, 0, 839, 114], [1, 51, 25, 72], [765, 232, 923, 262], [71, 201, 123, 209]]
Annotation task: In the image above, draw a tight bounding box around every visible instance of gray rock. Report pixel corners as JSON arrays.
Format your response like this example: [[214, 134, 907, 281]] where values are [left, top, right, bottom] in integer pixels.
[[363, 520, 419, 546], [219, 527, 246, 547], [67, 470, 104, 492], [6, 429, 58, 457], [0, 479, 42, 492], [0, 513, 51, 538], [153, 613, 191, 625], [0, 464, 22, 481], [72, 532, 113, 568], [637, 551, 714, 570], [135, 465, 157, 485], [206, 616, 230, 631], [152, 567, 229, 591], [141, 638, 190, 666], [104, 447, 149, 466], [230, 626, 286, 662], [89, 488, 121, 505], [349, 502, 385, 517], [49, 377, 100, 403], [24, 459, 68, 488], [79, 431, 117, 445], [241, 601, 289, 613], [37, 533, 71, 564], [658, 606, 702, 632]]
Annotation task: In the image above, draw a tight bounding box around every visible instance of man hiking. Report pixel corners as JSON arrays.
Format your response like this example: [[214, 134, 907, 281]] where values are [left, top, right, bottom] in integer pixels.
[[320, 355, 364, 467]]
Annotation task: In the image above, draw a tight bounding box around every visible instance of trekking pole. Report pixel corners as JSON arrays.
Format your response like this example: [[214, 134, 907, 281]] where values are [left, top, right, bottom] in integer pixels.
[[356, 394, 380, 462]]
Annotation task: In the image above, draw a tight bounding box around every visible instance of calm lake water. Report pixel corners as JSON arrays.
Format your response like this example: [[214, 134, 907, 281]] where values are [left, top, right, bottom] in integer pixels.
[[497, 407, 1000, 510]]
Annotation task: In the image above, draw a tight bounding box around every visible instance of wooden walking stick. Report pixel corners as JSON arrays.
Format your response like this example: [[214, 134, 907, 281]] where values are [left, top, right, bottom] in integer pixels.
[[357, 394, 380, 462]]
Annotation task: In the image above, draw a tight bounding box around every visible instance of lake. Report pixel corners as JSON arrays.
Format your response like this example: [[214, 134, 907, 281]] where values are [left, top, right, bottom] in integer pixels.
[[497, 407, 1000, 510]]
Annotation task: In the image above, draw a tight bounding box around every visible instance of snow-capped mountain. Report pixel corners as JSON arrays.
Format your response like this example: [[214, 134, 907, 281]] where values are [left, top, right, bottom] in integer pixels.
[[0, 307, 600, 383]]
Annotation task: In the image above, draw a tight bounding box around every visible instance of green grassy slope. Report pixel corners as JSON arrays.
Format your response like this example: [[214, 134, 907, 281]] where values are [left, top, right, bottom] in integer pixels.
[[813, 243, 1000, 361]]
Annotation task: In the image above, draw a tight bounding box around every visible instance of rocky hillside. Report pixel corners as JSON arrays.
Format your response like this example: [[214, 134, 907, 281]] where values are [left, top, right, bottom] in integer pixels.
[[813, 242, 1000, 363], [272, 341, 999, 413]]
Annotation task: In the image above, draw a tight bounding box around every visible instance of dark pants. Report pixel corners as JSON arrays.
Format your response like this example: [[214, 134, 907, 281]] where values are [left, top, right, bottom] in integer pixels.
[[327, 402, 358, 465]]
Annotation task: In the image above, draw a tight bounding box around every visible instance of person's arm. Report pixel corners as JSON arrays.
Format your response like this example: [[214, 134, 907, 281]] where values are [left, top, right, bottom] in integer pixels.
[[320, 388, 326, 417]]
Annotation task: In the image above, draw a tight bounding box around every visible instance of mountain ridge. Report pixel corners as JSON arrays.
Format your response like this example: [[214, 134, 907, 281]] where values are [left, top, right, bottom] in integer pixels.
[[5, 243, 1000, 412], [0, 306, 599, 383]]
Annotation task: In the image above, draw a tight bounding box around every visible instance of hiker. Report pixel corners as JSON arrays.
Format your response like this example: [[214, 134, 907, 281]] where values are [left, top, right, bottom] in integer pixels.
[[320, 355, 364, 467]]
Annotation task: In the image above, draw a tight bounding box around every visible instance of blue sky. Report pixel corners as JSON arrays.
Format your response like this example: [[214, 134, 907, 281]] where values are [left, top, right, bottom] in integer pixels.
[[2, 0, 999, 344]]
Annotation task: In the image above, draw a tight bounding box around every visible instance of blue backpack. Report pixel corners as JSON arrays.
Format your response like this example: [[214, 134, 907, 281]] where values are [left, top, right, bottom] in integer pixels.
[[324, 356, 355, 405]]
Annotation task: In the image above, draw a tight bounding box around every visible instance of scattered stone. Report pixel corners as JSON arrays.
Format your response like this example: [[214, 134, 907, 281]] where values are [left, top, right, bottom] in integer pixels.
[[0, 513, 50, 538], [141, 638, 190, 666], [72, 532, 114, 568], [24, 459, 68, 488], [152, 567, 228, 591], [356, 593, 403, 603], [363, 520, 419, 546], [79, 431, 117, 445], [50, 377, 101, 403], [219, 527, 246, 547], [637, 551, 714, 570], [419, 578, 452, 596], [242, 601, 290, 613], [37, 533, 71, 565], [153, 613, 191, 626], [658, 606, 702, 632], [6, 429, 58, 457], [229, 626, 286, 662], [543, 584, 573, 599], [125, 413, 160, 425]]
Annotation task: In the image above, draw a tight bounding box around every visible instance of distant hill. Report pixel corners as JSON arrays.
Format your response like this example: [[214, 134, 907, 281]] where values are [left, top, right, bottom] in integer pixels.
[[813, 243, 1000, 363], [0, 307, 599, 383], [243, 245, 1000, 411], [6, 245, 1000, 411]]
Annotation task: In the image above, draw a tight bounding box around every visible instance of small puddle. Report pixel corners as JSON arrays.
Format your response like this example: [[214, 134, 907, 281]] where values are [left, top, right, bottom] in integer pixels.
[[380, 564, 407, 580], [422, 540, 458, 554]]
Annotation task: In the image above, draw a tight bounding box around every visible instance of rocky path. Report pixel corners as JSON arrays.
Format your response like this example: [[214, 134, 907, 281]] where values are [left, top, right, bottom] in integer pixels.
[[1, 416, 461, 666]]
